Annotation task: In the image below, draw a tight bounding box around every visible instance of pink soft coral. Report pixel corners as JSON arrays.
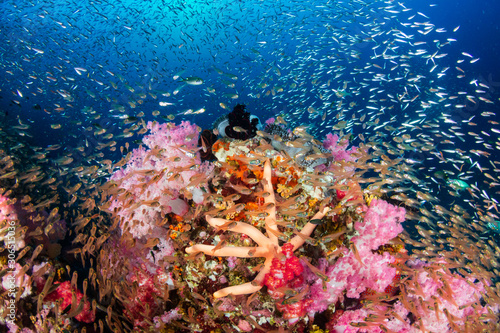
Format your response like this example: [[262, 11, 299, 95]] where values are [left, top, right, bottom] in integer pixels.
[[323, 133, 358, 162], [352, 199, 405, 253], [153, 308, 182, 329], [307, 199, 405, 315], [1, 263, 31, 299], [401, 266, 494, 332], [325, 260, 496, 332], [329, 305, 412, 333], [108, 121, 213, 238], [124, 265, 169, 328], [0, 194, 25, 250], [0, 194, 67, 253], [97, 232, 175, 329]]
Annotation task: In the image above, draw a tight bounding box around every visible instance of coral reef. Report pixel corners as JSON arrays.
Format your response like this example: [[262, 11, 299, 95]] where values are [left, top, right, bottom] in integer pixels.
[[1, 121, 498, 332]]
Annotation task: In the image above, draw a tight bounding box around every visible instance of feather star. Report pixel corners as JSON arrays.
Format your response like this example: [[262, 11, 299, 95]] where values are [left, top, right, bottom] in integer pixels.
[[186, 159, 330, 298]]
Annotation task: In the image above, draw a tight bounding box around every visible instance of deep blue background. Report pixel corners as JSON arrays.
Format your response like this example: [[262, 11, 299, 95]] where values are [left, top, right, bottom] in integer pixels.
[[0, 0, 499, 158], [408, 0, 500, 83]]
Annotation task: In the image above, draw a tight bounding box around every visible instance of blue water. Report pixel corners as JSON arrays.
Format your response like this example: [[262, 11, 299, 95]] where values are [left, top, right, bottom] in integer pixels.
[[409, 0, 500, 84], [1, 0, 499, 142]]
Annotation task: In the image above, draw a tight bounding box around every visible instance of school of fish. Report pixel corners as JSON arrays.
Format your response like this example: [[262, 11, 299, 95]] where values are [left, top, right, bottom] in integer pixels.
[[0, 0, 499, 331]]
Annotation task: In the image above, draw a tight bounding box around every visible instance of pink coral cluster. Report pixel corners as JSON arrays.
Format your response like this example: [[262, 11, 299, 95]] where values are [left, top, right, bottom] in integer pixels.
[[329, 266, 496, 333], [394, 265, 495, 332], [98, 233, 175, 328], [2, 263, 31, 299], [153, 308, 182, 329], [101, 229, 175, 278], [99, 121, 216, 329], [0, 194, 25, 251], [108, 121, 213, 238], [323, 133, 358, 162], [306, 199, 405, 315], [352, 199, 405, 252]]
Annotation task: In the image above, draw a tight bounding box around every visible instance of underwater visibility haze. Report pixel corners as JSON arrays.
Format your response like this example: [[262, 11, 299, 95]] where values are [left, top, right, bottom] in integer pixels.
[[1, 0, 500, 332]]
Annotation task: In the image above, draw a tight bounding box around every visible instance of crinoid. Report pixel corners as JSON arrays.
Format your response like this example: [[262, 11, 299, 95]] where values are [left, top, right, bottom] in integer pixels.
[[185, 159, 329, 298]]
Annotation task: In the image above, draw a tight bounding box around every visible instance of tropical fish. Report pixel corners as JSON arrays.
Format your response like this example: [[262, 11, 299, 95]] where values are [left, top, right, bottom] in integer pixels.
[[181, 77, 204, 85]]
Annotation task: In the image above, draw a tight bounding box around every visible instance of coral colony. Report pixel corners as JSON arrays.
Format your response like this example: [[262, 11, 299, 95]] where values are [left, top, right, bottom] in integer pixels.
[[1, 119, 499, 332]]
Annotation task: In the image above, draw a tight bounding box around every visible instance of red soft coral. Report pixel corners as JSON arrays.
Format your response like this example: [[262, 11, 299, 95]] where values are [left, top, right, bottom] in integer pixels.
[[263, 243, 313, 322], [45, 281, 95, 323]]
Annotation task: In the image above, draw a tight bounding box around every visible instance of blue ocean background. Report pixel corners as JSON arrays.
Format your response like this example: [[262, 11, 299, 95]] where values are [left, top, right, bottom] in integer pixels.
[[1, 0, 499, 141]]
